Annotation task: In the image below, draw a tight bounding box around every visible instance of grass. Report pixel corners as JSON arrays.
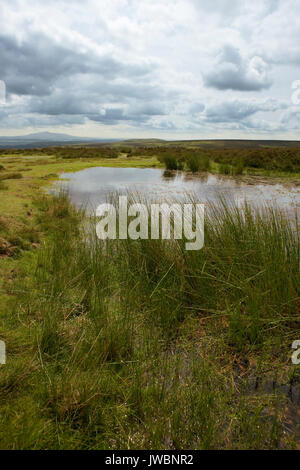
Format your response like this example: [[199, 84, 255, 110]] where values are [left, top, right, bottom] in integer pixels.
[[153, 146, 299, 177], [0, 172, 23, 181], [0, 186, 299, 449], [0, 182, 8, 190], [0, 148, 299, 449], [186, 154, 210, 173]]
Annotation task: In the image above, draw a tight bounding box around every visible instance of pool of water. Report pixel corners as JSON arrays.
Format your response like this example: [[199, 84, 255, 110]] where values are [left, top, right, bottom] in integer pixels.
[[54, 166, 300, 214]]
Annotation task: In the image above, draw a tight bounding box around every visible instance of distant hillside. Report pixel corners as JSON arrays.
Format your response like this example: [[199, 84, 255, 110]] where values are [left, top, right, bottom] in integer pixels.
[[0, 131, 89, 142], [122, 138, 166, 146], [113, 139, 300, 150], [0, 132, 121, 149], [0, 133, 300, 150]]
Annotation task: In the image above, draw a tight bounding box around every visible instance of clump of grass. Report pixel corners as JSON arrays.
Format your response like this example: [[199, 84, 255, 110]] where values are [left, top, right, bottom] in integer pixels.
[[159, 154, 179, 170], [0, 181, 8, 190], [7, 225, 40, 252], [218, 161, 244, 175], [0, 172, 23, 181], [185, 154, 211, 173], [164, 155, 179, 170], [233, 158, 245, 175], [185, 154, 200, 172], [219, 163, 231, 175], [199, 154, 211, 171], [0, 237, 14, 256], [0, 216, 8, 232]]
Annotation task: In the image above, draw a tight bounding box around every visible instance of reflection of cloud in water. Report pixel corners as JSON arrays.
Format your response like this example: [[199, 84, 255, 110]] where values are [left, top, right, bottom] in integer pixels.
[[53, 166, 300, 215]]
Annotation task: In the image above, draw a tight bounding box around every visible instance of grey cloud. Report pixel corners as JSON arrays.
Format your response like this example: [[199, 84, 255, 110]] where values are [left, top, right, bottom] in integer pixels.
[[0, 111, 86, 128], [24, 84, 167, 127], [0, 29, 169, 127], [0, 32, 153, 98], [189, 103, 205, 115], [191, 0, 242, 18], [204, 45, 272, 92], [203, 98, 287, 123], [280, 107, 300, 128], [89, 103, 166, 125]]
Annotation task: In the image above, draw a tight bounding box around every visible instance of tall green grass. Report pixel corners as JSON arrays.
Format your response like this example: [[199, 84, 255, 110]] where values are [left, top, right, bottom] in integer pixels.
[[185, 154, 210, 173], [0, 192, 299, 449], [158, 154, 184, 171]]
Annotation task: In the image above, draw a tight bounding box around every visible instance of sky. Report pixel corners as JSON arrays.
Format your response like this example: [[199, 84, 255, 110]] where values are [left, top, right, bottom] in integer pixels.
[[0, 0, 300, 140]]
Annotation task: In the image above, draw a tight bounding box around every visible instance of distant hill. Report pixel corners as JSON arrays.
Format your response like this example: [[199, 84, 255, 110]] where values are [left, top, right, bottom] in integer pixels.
[[0, 132, 121, 149], [0, 131, 89, 142], [122, 138, 166, 145], [113, 139, 300, 150], [0, 133, 300, 150], [169, 139, 300, 149], [16, 132, 86, 142]]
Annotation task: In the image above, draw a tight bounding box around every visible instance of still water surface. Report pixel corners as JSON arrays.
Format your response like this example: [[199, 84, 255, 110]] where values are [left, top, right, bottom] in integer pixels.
[[55, 166, 300, 214]]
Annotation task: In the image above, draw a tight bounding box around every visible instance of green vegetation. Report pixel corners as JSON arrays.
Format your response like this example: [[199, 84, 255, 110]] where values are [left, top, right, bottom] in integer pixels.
[[0, 145, 299, 449], [0, 172, 23, 181], [157, 153, 184, 171], [119, 138, 300, 150], [0, 146, 120, 160], [185, 153, 210, 173], [1, 141, 300, 177], [0, 188, 299, 449], [141, 145, 300, 176]]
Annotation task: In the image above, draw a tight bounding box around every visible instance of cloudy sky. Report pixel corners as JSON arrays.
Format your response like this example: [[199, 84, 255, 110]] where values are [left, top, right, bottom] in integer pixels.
[[0, 0, 300, 139]]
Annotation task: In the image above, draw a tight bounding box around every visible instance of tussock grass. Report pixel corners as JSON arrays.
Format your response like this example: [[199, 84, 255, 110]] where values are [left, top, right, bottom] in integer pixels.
[[0, 172, 23, 181], [0, 181, 8, 190], [0, 192, 299, 449]]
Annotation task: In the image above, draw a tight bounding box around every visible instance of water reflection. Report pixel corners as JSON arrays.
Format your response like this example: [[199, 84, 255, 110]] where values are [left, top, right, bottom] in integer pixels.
[[54, 166, 300, 215], [162, 170, 176, 180]]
